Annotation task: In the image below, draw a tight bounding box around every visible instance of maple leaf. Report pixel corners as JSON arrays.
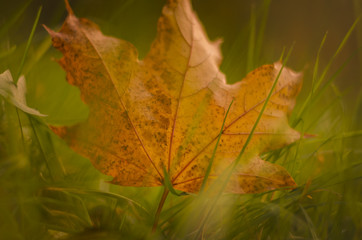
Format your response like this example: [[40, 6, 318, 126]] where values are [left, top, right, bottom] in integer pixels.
[[45, 0, 302, 193]]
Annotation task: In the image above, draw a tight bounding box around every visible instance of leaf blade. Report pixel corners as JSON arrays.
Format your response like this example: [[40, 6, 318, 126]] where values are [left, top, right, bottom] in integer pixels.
[[47, 0, 302, 194]]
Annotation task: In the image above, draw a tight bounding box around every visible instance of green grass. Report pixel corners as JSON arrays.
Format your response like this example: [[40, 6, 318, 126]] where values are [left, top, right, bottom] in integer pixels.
[[0, 1, 361, 239]]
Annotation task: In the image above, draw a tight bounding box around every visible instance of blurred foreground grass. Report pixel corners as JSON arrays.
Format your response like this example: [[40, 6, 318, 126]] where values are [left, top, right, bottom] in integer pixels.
[[0, 0, 361, 239]]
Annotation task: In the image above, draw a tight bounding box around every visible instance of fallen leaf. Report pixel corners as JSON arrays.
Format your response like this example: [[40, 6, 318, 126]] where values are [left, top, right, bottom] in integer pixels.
[[46, 0, 302, 193], [0, 69, 45, 116]]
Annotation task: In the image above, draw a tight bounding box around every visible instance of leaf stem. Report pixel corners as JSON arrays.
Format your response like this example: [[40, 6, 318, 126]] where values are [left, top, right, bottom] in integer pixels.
[[152, 187, 169, 232]]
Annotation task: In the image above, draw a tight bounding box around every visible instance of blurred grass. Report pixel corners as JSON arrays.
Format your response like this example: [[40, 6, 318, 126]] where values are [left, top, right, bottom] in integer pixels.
[[0, 0, 361, 239]]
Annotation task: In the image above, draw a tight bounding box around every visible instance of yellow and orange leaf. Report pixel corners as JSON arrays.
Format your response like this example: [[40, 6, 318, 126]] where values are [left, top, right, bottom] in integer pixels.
[[46, 0, 302, 193]]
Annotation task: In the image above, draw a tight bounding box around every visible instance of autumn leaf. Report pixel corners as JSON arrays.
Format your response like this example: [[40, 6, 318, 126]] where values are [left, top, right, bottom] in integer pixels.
[[45, 0, 302, 194]]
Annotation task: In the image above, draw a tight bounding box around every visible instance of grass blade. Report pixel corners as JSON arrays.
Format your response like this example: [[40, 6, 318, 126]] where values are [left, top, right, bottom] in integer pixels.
[[15, 6, 42, 82], [299, 204, 320, 240], [200, 100, 233, 193], [295, 18, 360, 125], [233, 45, 295, 168]]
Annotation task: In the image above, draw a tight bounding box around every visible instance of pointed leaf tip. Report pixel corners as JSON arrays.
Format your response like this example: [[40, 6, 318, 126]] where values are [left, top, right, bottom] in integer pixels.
[[42, 24, 55, 36], [64, 0, 74, 15]]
